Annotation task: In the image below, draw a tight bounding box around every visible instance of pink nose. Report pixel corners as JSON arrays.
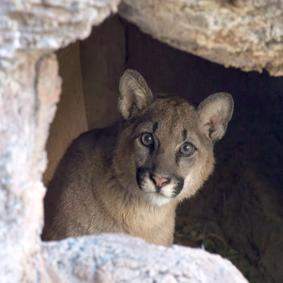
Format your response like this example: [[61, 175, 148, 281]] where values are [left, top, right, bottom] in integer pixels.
[[150, 173, 170, 188]]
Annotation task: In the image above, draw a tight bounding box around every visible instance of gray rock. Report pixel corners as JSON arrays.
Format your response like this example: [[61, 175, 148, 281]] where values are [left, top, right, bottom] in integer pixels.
[[0, 1, 119, 282], [0, 0, 119, 59], [42, 234, 249, 283]]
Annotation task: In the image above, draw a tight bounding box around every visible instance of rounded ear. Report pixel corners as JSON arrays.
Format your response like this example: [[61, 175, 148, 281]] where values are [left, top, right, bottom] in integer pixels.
[[118, 69, 154, 119], [197, 93, 234, 142]]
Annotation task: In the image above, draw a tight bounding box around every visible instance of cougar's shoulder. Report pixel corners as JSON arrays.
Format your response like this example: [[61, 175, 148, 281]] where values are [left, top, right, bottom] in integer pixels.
[[42, 124, 119, 240]]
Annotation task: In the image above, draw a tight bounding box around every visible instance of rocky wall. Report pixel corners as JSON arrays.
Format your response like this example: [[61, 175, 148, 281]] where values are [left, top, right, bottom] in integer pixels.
[[119, 0, 283, 76]]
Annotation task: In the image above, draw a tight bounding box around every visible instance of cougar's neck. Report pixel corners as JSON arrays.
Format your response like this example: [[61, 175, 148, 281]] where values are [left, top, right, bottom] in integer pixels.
[[97, 171, 176, 228]]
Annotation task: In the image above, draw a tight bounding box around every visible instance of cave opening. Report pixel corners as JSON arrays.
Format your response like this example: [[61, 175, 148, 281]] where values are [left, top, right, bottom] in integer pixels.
[[44, 15, 283, 283]]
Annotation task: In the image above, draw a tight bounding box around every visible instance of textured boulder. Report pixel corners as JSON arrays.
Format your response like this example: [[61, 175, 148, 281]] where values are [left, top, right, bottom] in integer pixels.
[[0, 52, 61, 283], [0, 0, 119, 60], [119, 0, 283, 76], [0, 1, 119, 282], [42, 234, 248, 283]]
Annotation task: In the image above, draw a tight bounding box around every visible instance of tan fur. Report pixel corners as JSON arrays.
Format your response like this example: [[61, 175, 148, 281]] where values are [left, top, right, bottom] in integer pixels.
[[43, 70, 233, 246]]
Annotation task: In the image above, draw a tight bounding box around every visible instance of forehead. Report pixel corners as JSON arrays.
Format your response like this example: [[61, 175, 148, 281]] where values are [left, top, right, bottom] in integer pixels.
[[136, 97, 201, 141], [151, 97, 197, 127]]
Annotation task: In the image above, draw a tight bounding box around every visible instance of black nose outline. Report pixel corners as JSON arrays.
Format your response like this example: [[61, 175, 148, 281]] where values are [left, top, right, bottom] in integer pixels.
[[136, 167, 184, 196]]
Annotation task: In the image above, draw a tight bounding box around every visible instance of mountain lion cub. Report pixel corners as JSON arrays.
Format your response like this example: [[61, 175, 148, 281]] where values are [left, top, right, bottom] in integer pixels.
[[43, 69, 233, 246]]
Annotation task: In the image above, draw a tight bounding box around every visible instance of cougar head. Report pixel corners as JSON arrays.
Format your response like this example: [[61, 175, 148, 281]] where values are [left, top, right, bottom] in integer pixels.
[[113, 69, 234, 206]]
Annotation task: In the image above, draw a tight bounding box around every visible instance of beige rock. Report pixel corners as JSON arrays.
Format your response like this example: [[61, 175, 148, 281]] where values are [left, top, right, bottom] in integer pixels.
[[0, 1, 120, 282], [119, 0, 283, 76], [0, 52, 61, 283], [42, 234, 249, 283], [0, 0, 120, 59]]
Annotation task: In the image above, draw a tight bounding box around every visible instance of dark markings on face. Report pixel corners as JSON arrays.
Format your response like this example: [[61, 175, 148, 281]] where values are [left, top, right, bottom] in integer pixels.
[[136, 167, 184, 197], [182, 129, 187, 142], [176, 131, 186, 165], [152, 122, 158, 133], [136, 167, 147, 190], [176, 129, 188, 164], [172, 176, 184, 197], [147, 122, 159, 156], [149, 145, 155, 156]]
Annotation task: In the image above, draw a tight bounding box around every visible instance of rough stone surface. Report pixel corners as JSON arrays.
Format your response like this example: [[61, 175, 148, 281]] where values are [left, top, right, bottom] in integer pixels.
[[42, 234, 248, 283], [0, 0, 119, 282], [119, 0, 283, 76], [0, 0, 120, 61], [0, 52, 61, 282]]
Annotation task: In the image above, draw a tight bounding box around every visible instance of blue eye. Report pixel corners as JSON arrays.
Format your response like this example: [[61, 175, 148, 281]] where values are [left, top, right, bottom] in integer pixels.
[[140, 132, 154, 147], [179, 142, 196, 156]]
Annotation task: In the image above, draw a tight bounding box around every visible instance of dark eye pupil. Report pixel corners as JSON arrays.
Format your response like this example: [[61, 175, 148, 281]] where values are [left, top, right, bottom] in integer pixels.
[[180, 142, 195, 155], [141, 133, 154, 146]]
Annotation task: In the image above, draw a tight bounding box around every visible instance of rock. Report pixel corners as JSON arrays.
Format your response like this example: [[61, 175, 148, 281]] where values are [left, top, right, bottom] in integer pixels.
[[119, 0, 283, 76], [0, 0, 120, 60], [0, 1, 120, 282], [42, 234, 249, 283], [0, 52, 61, 283]]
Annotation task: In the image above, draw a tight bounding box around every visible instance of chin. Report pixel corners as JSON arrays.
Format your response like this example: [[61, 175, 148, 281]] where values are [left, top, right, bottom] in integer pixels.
[[137, 177, 177, 206], [142, 192, 171, 206]]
